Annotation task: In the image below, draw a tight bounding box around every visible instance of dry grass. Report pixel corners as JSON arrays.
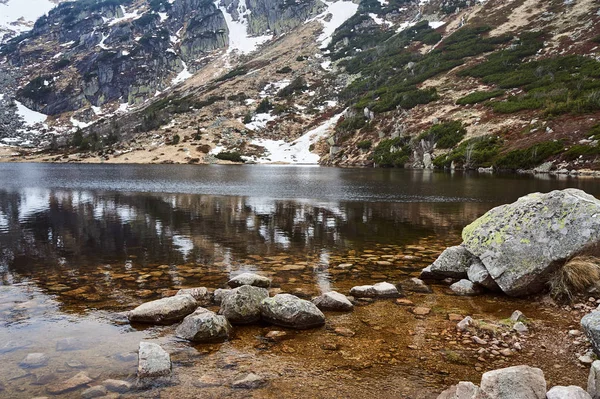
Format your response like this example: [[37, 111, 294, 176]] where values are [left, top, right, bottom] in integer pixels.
[[549, 256, 600, 300]]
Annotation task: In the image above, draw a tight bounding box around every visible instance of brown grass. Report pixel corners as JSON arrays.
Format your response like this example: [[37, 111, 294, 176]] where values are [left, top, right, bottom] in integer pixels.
[[549, 256, 600, 300]]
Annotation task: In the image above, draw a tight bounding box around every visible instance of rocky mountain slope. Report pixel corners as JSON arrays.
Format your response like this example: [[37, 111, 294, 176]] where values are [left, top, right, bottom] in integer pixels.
[[0, 0, 599, 172]]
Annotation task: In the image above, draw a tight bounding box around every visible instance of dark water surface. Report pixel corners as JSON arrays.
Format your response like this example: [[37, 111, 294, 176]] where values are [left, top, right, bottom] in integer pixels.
[[1, 164, 599, 398]]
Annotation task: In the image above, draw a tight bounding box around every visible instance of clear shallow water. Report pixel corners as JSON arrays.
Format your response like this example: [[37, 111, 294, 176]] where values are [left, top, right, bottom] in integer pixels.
[[0, 164, 599, 398]]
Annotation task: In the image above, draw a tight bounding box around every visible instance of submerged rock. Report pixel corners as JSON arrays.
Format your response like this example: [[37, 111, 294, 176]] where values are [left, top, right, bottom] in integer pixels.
[[220, 285, 269, 324], [175, 308, 232, 342], [547, 385, 591, 399], [462, 189, 600, 296], [420, 246, 474, 280], [137, 342, 171, 380], [103, 379, 132, 393], [47, 372, 93, 394], [260, 294, 325, 329], [479, 365, 546, 399], [450, 279, 483, 296], [128, 294, 198, 324], [19, 353, 48, 368], [349, 282, 401, 298], [81, 385, 108, 399], [228, 272, 271, 289], [312, 291, 354, 311]]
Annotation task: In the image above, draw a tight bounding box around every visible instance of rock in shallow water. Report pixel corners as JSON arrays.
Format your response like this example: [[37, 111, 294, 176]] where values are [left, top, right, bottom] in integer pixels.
[[462, 189, 600, 296], [421, 246, 474, 280], [349, 282, 401, 298], [231, 373, 266, 389], [220, 285, 269, 324], [175, 308, 232, 342], [467, 260, 500, 291], [103, 379, 132, 393], [312, 291, 354, 311], [260, 294, 325, 329], [137, 342, 171, 379], [450, 279, 483, 296], [176, 287, 212, 306], [546, 385, 591, 399], [19, 353, 48, 368], [228, 272, 271, 288], [128, 294, 198, 325]]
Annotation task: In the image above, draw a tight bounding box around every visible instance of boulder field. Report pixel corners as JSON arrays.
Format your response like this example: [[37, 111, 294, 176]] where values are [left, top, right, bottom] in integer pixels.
[[421, 189, 600, 297]]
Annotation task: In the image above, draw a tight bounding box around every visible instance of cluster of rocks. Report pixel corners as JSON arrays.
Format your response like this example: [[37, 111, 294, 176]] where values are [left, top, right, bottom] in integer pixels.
[[438, 362, 600, 399], [126, 272, 404, 384], [421, 189, 600, 297]]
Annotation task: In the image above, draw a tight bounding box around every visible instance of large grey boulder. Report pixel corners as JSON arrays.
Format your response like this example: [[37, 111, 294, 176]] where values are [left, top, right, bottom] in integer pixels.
[[462, 189, 600, 296], [175, 308, 232, 342], [581, 311, 600, 355], [260, 294, 325, 329], [547, 386, 591, 399], [467, 259, 501, 291], [349, 282, 401, 298], [437, 381, 479, 399], [138, 342, 171, 380], [479, 365, 546, 399], [228, 272, 271, 288], [421, 246, 474, 280], [219, 285, 269, 324], [312, 291, 354, 311], [588, 360, 600, 399], [128, 294, 198, 324]]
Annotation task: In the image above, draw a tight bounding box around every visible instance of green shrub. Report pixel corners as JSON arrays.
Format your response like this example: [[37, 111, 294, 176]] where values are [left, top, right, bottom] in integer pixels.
[[277, 77, 307, 98], [276, 66, 292, 74], [456, 90, 505, 105], [54, 58, 71, 69], [357, 140, 372, 150], [336, 114, 367, 132], [216, 66, 248, 82], [170, 134, 180, 145], [373, 137, 412, 167], [215, 151, 245, 163], [494, 140, 564, 170], [417, 121, 466, 149], [255, 98, 273, 114], [433, 135, 502, 168]]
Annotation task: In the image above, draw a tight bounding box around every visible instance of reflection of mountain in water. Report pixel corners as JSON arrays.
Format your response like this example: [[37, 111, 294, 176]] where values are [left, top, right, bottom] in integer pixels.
[[0, 188, 489, 279]]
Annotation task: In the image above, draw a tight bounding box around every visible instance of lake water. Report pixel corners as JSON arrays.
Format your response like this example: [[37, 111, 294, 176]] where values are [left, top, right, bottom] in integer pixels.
[[1, 164, 599, 398]]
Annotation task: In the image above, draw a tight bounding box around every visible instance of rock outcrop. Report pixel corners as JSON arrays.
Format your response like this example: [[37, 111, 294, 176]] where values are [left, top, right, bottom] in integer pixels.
[[260, 293, 325, 329]]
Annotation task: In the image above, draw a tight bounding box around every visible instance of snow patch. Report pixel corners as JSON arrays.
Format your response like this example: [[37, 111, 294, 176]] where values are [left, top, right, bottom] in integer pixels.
[[173, 61, 193, 85], [316, 0, 359, 48], [249, 111, 344, 164], [245, 112, 277, 130], [428, 21, 446, 29], [108, 5, 141, 26], [369, 13, 393, 27], [70, 117, 92, 129], [0, 0, 57, 38], [217, 1, 272, 55], [14, 100, 47, 126]]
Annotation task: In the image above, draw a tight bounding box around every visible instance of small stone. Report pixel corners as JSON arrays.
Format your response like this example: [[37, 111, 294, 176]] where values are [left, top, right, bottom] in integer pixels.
[[103, 379, 132, 393], [66, 360, 85, 369], [499, 349, 512, 357], [231, 373, 266, 389], [56, 337, 84, 351], [19, 353, 48, 368], [448, 313, 463, 321], [450, 279, 483, 296], [472, 336, 487, 345], [510, 310, 525, 322], [547, 385, 592, 399], [228, 273, 271, 289], [321, 343, 339, 351], [457, 316, 474, 331], [570, 330, 583, 337], [81, 386, 107, 399], [312, 291, 354, 311], [334, 327, 356, 337], [265, 331, 288, 342], [47, 372, 93, 394], [412, 307, 431, 316], [513, 322, 528, 333], [396, 299, 414, 306], [580, 355, 595, 365]]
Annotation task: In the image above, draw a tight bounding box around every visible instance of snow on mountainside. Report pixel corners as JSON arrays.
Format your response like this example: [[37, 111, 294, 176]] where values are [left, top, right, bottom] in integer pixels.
[[0, 0, 62, 42]]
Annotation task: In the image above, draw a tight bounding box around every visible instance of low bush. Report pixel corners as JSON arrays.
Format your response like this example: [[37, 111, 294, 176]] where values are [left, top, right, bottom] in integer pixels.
[[357, 140, 372, 150], [373, 137, 412, 167], [417, 120, 466, 149], [456, 89, 505, 105], [433, 135, 502, 168], [215, 151, 244, 163], [494, 140, 564, 170]]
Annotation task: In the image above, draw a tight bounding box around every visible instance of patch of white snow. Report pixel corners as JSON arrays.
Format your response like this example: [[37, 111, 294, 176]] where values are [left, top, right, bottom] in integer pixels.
[[14, 100, 47, 126], [217, 1, 272, 55], [316, 0, 359, 48]]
